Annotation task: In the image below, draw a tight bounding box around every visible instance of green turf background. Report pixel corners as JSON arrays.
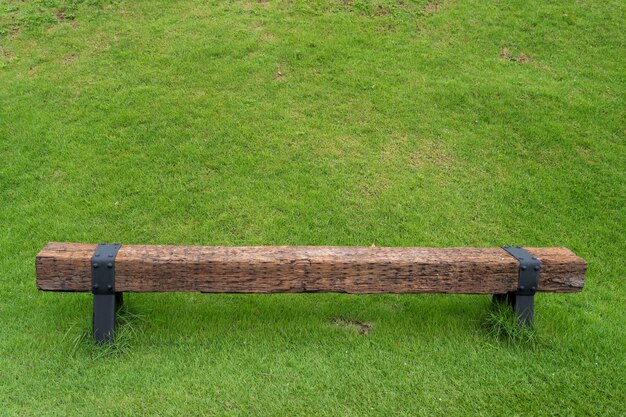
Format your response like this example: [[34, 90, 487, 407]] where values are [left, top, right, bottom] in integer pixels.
[[1, 1, 624, 415]]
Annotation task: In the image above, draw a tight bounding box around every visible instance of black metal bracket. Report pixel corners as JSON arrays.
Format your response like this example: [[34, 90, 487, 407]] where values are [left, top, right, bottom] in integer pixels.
[[91, 243, 122, 343], [493, 246, 541, 326]]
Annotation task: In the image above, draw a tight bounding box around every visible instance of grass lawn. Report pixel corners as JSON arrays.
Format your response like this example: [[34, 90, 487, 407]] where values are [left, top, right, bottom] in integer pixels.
[[1, 0, 624, 415]]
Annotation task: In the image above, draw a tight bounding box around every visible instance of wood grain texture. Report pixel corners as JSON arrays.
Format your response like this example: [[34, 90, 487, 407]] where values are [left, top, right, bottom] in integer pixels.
[[36, 242, 587, 294]]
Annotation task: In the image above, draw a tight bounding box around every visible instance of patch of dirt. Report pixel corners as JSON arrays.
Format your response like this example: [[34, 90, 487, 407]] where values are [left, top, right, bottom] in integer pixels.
[[54, 9, 77, 27], [0, 47, 14, 64], [260, 32, 275, 42], [54, 9, 66, 22], [61, 53, 78, 64], [382, 135, 408, 162], [499, 48, 534, 64], [576, 146, 592, 160], [275, 63, 284, 78], [332, 317, 372, 335], [375, 6, 390, 16], [499, 47, 512, 61], [411, 141, 453, 170], [424, 2, 441, 14], [52, 169, 65, 180], [9, 25, 21, 36], [243, 0, 269, 10]]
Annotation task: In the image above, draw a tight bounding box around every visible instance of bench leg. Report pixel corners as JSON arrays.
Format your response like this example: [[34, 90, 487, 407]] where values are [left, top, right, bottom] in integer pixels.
[[514, 294, 534, 326], [116, 291, 123, 308], [93, 292, 123, 343], [492, 292, 534, 326]]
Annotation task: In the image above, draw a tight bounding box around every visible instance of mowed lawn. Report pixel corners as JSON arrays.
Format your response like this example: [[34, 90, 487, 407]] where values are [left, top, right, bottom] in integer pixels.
[[1, 0, 624, 415]]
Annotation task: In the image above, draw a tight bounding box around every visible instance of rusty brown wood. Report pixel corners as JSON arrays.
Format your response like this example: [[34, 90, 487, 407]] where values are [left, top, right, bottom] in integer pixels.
[[36, 242, 587, 294]]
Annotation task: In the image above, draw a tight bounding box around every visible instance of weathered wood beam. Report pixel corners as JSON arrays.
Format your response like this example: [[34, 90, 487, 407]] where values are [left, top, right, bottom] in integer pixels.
[[36, 242, 586, 294]]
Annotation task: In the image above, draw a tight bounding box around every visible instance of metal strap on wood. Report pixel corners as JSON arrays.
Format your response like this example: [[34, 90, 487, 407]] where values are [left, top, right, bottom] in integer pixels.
[[499, 246, 542, 325], [91, 243, 122, 343]]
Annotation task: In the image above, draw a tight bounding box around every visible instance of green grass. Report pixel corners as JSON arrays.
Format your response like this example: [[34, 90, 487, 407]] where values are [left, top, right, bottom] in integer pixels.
[[1, 0, 625, 415]]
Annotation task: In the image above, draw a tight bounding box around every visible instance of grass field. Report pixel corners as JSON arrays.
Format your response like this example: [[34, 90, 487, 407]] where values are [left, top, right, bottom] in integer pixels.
[[1, 0, 625, 415]]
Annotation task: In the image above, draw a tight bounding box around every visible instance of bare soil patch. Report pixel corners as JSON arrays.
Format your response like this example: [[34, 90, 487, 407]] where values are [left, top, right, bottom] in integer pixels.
[[411, 141, 452, 170], [332, 317, 373, 335], [61, 53, 79, 64], [425, 2, 441, 14]]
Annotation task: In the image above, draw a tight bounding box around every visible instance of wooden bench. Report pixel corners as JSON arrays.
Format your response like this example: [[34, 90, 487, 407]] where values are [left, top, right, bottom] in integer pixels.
[[36, 242, 587, 343]]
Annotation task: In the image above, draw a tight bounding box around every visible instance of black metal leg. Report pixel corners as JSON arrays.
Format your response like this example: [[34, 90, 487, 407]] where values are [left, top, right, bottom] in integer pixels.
[[93, 292, 122, 343], [115, 292, 123, 309], [514, 294, 534, 326], [492, 291, 534, 326]]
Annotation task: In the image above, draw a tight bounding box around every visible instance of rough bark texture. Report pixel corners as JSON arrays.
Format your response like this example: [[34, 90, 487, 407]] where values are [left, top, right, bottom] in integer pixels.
[[36, 242, 587, 294]]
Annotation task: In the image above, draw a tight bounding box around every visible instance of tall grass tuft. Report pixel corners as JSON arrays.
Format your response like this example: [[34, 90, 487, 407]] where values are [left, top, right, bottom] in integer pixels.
[[482, 301, 538, 347], [65, 303, 145, 359]]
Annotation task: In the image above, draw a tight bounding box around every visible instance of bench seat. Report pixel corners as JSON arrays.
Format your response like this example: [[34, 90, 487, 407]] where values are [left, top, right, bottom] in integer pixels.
[[36, 242, 587, 342]]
